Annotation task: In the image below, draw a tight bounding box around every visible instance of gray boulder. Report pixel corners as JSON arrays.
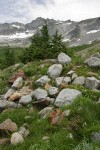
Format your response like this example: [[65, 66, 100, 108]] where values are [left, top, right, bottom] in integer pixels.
[[91, 132, 100, 142], [32, 88, 48, 100], [0, 100, 18, 110], [92, 53, 100, 59], [72, 76, 85, 85], [19, 95, 32, 105], [18, 126, 29, 138], [55, 88, 82, 107], [55, 77, 64, 86], [48, 86, 58, 96], [12, 77, 23, 89], [67, 70, 75, 75], [85, 57, 100, 67], [48, 64, 62, 79], [11, 132, 24, 145], [72, 73, 78, 80], [85, 77, 100, 90], [38, 107, 53, 119], [4, 89, 15, 99], [58, 53, 71, 64], [63, 77, 71, 84], [35, 75, 50, 86]]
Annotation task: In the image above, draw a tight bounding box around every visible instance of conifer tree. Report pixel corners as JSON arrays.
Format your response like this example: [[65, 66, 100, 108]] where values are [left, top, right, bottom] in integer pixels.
[[51, 31, 67, 57], [4, 47, 15, 67]]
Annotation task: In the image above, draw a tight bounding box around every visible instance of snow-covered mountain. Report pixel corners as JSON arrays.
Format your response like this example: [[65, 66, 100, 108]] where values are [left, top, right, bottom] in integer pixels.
[[0, 17, 100, 47]]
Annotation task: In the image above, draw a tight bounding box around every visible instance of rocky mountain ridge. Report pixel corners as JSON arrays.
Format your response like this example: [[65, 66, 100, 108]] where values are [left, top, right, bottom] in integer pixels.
[[0, 17, 100, 47]]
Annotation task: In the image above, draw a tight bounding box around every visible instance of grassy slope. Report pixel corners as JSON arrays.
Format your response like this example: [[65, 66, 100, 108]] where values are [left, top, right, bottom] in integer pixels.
[[0, 44, 100, 150], [76, 43, 100, 60]]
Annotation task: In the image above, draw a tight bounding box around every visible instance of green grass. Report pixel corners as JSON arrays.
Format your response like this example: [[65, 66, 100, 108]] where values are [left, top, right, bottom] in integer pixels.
[[0, 96, 100, 150], [0, 43, 100, 149]]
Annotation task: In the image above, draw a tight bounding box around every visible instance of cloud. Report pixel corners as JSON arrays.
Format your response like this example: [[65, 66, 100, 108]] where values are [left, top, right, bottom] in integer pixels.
[[0, 0, 100, 23]]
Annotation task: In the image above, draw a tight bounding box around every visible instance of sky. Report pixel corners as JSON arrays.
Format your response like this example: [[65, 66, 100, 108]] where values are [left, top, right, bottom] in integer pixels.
[[0, 0, 100, 23]]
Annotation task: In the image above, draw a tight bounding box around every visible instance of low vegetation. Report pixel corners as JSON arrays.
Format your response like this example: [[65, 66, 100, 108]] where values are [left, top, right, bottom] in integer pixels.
[[0, 24, 100, 150]]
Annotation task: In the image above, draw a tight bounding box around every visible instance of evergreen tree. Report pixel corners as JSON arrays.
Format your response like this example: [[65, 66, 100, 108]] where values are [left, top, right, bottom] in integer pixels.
[[20, 24, 67, 63], [41, 23, 50, 49], [4, 47, 15, 67], [51, 31, 67, 57]]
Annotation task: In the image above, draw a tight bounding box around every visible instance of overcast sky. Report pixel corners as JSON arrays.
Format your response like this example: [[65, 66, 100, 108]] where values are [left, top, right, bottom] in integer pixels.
[[0, 0, 100, 23]]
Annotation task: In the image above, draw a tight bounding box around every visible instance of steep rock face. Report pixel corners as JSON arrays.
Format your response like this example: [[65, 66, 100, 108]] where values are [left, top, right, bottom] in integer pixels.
[[0, 17, 100, 47]]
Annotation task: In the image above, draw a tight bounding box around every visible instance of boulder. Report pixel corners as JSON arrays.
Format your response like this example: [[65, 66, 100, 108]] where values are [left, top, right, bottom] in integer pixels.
[[35, 76, 50, 86], [8, 92, 22, 101], [50, 109, 64, 125], [12, 77, 23, 90], [63, 110, 71, 117], [85, 57, 100, 67], [4, 89, 15, 99], [20, 86, 32, 95], [63, 77, 71, 84], [91, 132, 100, 142], [9, 71, 25, 84], [85, 77, 100, 90], [67, 70, 75, 75], [72, 76, 85, 85], [48, 64, 62, 79], [55, 77, 64, 86], [19, 95, 32, 105], [11, 132, 24, 145], [32, 88, 48, 100], [92, 53, 100, 59], [72, 73, 78, 80], [38, 107, 53, 119], [33, 99, 50, 108], [48, 86, 58, 96], [0, 138, 10, 145], [0, 100, 18, 111], [58, 53, 71, 64], [46, 97, 55, 104], [0, 119, 17, 132], [55, 88, 82, 107], [18, 126, 29, 138]]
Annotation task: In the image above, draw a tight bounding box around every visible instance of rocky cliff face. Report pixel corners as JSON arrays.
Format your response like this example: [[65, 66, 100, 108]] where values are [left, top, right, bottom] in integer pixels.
[[0, 17, 100, 47]]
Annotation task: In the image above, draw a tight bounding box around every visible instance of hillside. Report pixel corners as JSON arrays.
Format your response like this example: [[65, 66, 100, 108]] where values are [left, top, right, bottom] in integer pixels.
[[0, 43, 100, 149]]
